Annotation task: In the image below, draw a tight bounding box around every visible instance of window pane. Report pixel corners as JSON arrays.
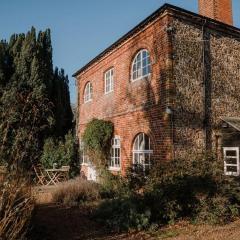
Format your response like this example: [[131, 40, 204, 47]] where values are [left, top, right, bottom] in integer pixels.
[[227, 166, 238, 173], [226, 150, 237, 157], [225, 158, 237, 165], [139, 153, 144, 165], [133, 72, 137, 80], [143, 58, 147, 68], [143, 67, 148, 76], [142, 50, 147, 59], [136, 53, 141, 62], [137, 61, 141, 70], [139, 134, 144, 150], [134, 153, 138, 164]]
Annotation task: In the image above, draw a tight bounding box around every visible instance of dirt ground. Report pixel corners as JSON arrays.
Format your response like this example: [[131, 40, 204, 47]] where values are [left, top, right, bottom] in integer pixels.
[[30, 186, 240, 240]]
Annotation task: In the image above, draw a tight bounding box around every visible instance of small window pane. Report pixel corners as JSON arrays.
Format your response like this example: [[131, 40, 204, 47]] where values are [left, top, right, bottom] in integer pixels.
[[142, 50, 147, 59], [225, 158, 237, 165], [226, 166, 238, 173], [226, 150, 237, 157]]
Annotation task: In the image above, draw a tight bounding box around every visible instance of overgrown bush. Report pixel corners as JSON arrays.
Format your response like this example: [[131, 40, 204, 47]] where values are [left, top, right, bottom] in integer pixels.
[[52, 177, 100, 206], [95, 154, 240, 231], [0, 173, 34, 240]]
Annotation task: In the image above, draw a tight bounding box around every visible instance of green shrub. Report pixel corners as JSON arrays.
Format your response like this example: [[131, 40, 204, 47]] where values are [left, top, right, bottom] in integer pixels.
[[126, 164, 150, 192], [52, 177, 100, 206], [94, 153, 240, 231], [94, 197, 151, 231], [195, 195, 239, 224], [98, 169, 130, 199], [40, 132, 78, 170]]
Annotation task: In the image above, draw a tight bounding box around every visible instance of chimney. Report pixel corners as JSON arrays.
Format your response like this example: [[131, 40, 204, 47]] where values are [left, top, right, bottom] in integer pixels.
[[198, 0, 233, 25]]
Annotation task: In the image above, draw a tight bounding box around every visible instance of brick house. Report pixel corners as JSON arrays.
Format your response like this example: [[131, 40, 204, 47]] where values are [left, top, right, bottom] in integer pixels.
[[73, 0, 240, 179]]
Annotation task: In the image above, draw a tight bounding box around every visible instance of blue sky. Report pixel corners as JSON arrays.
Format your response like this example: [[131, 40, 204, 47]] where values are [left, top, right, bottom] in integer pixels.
[[1, 0, 240, 103]]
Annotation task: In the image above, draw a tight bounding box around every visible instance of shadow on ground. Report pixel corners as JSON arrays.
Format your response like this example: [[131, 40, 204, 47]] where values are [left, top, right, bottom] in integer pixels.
[[29, 204, 152, 240]]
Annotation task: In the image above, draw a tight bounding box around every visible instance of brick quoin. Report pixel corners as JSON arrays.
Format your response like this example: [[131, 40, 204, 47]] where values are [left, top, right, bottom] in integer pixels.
[[199, 0, 233, 25]]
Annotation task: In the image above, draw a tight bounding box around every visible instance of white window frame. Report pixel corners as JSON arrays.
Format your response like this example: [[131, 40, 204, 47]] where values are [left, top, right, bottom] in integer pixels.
[[80, 140, 89, 166], [104, 68, 114, 94], [223, 147, 240, 176], [109, 136, 121, 171], [132, 133, 153, 171], [131, 49, 151, 82], [84, 82, 93, 103]]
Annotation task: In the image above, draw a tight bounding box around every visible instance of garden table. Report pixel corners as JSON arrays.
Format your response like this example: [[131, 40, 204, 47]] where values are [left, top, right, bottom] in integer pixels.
[[45, 168, 69, 186]]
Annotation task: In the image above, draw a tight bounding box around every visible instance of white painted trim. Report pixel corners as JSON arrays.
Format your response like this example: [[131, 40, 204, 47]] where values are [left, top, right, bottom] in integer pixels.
[[109, 136, 121, 169], [131, 73, 151, 83], [131, 49, 151, 82], [104, 68, 114, 94], [109, 166, 121, 171], [223, 147, 239, 176]]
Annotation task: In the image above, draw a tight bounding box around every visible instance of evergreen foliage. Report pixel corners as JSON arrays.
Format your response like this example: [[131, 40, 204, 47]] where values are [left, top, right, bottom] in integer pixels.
[[40, 132, 77, 170], [0, 27, 73, 169], [82, 118, 113, 167]]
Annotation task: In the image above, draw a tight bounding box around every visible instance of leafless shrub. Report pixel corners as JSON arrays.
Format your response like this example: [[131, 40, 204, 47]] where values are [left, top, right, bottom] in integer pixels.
[[0, 173, 34, 240], [52, 177, 100, 206]]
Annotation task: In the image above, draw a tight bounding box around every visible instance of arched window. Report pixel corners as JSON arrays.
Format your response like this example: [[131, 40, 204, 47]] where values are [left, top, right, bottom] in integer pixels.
[[131, 49, 151, 81], [84, 82, 93, 103], [133, 133, 153, 170]]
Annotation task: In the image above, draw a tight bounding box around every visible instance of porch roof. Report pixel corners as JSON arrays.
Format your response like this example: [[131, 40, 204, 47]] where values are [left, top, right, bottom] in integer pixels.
[[221, 117, 240, 132]]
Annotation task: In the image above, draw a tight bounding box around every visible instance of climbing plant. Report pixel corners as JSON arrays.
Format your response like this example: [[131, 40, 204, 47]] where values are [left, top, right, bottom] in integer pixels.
[[82, 118, 113, 167]]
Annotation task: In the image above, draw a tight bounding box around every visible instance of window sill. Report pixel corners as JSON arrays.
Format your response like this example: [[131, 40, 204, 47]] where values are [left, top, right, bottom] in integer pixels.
[[109, 166, 121, 172], [131, 74, 151, 83], [80, 163, 89, 166], [84, 99, 92, 104], [104, 90, 114, 95]]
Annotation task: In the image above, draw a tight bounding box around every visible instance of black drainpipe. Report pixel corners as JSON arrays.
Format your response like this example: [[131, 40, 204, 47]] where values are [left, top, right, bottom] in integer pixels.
[[202, 19, 212, 152]]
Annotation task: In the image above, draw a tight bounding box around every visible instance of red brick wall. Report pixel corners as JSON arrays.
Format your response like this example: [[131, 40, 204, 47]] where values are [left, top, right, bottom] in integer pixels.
[[198, 0, 233, 25], [76, 15, 173, 175]]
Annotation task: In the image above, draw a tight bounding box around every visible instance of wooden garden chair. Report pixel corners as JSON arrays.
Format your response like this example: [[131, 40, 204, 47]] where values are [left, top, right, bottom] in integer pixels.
[[33, 165, 48, 186]]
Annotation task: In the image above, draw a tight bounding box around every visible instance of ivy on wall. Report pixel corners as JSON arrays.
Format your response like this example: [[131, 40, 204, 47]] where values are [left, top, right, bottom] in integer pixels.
[[82, 118, 113, 167]]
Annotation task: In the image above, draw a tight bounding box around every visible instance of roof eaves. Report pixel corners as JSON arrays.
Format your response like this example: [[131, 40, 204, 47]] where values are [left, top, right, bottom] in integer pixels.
[[72, 3, 240, 78]]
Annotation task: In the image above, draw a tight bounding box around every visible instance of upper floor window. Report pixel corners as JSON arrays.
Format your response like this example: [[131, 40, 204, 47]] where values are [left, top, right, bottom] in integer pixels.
[[133, 133, 153, 170], [84, 82, 93, 103], [105, 68, 114, 94], [109, 136, 121, 170], [131, 49, 151, 81]]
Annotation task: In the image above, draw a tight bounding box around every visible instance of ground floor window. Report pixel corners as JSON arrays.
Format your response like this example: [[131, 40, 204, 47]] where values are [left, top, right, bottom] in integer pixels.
[[109, 136, 121, 170], [133, 133, 153, 170], [223, 147, 239, 176], [79, 140, 90, 165]]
